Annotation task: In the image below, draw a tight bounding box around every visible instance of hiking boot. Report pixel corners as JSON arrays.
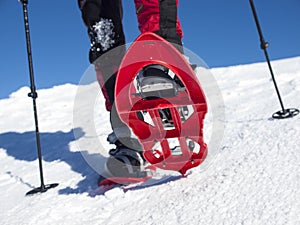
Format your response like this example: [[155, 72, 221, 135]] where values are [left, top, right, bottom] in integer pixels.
[[105, 147, 148, 178]]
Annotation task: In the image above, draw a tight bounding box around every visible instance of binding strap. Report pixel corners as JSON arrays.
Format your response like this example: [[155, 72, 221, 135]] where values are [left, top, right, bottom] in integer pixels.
[[156, 0, 182, 51]]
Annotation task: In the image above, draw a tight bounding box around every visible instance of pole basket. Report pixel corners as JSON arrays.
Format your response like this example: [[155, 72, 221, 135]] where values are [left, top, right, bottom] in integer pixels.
[[26, 183, 59, 196], [272, 108, 299, 120]]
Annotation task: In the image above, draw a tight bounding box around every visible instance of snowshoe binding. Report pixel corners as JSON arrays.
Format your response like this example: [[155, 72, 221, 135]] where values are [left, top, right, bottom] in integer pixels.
[[136, 64, 185, 100]]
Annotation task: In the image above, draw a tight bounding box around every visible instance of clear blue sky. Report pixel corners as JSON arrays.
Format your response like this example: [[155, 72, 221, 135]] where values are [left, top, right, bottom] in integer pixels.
[[1, 0, 299, 99]]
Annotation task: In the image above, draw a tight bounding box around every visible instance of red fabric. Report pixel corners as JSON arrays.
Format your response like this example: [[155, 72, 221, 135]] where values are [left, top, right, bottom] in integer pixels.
[[134, 0, 183, 39]]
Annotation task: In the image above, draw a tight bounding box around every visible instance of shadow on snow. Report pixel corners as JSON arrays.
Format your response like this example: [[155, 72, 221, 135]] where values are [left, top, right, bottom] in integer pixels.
[[0, 128, 106, 195]]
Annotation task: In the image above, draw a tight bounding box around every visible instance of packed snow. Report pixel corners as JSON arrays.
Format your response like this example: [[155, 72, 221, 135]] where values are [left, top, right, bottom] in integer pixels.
[[0, 56, 299, 225]]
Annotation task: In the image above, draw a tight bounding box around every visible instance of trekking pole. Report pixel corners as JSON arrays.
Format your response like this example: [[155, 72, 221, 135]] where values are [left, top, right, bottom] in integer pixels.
[[19, 0, 58, 195], [249, 0, 299, 119]]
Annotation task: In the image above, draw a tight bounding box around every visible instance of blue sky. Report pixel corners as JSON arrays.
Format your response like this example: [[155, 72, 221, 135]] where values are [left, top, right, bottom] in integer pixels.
[[0, 0, 299, 99]]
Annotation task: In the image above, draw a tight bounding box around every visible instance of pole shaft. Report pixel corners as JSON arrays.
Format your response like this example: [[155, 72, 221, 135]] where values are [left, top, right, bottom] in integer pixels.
[[249, 0, 285, 112], [21, 1, 45, 189]]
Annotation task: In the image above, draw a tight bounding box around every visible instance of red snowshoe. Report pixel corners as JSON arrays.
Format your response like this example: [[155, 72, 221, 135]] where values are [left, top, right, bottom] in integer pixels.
[[98, 32, 207, 189], [114, 32, 208, 176]]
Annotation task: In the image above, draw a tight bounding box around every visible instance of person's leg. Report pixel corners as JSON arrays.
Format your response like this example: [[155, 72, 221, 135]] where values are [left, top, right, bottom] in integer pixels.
[[134, 0, 183, 53], [79, 1, 146, 178], [80, 0, 125, 111]]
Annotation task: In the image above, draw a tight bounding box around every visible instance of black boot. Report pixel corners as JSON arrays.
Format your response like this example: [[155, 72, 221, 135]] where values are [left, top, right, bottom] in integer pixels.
[[105, 146, 148, 178], [105, 131, 148, 178]]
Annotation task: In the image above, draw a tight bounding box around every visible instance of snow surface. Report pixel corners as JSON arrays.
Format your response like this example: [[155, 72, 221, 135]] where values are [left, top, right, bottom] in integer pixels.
[[0, 57, 300, 225]]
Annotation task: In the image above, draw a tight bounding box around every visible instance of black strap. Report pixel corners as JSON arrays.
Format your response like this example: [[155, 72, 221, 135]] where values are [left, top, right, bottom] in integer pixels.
[[157, 0, 183, 52], [159, 0, 177, 32]]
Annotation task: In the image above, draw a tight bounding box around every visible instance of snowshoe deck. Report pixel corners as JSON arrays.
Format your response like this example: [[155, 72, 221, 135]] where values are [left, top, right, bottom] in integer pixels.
[[115, 32, 208, 175]]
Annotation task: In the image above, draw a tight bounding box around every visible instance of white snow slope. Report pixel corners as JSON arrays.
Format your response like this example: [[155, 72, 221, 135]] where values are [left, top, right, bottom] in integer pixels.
[[0, 57, 300, 225]]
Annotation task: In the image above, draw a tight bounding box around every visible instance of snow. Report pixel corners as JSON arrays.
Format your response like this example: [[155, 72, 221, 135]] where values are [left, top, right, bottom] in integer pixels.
[[1, 56, 300, 225], [92, 19, 116, 52]]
